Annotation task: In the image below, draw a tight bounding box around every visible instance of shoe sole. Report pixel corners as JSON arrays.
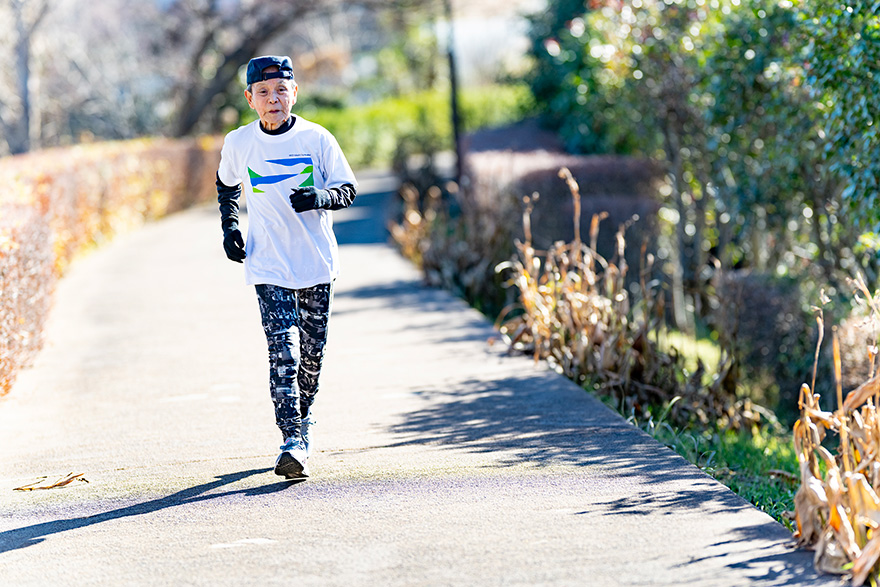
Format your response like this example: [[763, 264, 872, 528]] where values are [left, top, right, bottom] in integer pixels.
[[274, 452, 309, 479]]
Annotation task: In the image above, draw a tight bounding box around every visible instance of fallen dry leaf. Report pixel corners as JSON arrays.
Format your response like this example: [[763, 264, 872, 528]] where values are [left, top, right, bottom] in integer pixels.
[[13, 472, 88, 491]]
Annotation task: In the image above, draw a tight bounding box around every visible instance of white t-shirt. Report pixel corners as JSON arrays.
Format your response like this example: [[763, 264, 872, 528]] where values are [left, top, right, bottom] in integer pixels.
[[217, 117, 357, 289]]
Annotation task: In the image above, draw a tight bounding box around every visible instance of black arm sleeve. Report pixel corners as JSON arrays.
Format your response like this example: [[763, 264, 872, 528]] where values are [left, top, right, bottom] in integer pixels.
[[217, 173, 242, 233], [325, 183, 357, 211]]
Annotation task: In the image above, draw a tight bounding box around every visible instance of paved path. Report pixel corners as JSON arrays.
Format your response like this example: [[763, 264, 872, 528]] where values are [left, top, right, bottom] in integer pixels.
[[0, 172, 835, 586]]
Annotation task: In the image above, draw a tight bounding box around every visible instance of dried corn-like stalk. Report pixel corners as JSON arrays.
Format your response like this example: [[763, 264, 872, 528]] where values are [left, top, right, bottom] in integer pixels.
[[795, 282, 880, 585], [497, 167, 757, 430], [13, 472, 88, 491]]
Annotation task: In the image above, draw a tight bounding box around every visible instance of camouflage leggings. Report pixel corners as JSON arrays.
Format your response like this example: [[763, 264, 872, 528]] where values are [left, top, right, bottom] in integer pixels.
[[255, 282, 333, 441]]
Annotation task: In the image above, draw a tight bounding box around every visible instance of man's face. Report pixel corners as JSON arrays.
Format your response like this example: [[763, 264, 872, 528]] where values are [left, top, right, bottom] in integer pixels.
[[245, 68, 297, 130]]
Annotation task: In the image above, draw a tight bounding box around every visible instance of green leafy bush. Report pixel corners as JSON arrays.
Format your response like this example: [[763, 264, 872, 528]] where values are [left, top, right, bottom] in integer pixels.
[[804, 1, 880, 229], [523, 0, 880, 423]]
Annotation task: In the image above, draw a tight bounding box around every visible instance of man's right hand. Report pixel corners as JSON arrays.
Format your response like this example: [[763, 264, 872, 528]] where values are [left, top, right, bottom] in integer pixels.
[[223, 228, 246, 263]]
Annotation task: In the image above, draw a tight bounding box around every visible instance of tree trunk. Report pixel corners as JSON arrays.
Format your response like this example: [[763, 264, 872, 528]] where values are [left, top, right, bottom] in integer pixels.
[[6, 0, 48, 154], [662, 123, 689, 331], [442, 0, 463, 186], [11, 0, 31, 154]]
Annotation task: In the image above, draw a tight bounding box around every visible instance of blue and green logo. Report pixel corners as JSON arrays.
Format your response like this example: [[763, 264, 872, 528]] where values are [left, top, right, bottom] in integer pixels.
[[248, 156, 314, 193]]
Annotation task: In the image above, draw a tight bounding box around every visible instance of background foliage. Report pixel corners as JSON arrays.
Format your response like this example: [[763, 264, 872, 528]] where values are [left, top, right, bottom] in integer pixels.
[[291, 84, 533, 168], [524, 0, 880, 419], [804, 0, 880, 230]]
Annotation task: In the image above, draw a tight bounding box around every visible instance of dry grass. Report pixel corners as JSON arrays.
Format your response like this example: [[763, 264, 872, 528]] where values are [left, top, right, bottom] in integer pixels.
[[390, 149, 662, 318], [496, 168, 760, 430], [793, 275, 880, 585], [389, 180, 518, 315], [390, 160, 766, 429]]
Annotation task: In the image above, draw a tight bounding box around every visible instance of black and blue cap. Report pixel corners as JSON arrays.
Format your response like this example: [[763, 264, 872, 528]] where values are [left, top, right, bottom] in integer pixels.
[[246, 55, 295, 86]]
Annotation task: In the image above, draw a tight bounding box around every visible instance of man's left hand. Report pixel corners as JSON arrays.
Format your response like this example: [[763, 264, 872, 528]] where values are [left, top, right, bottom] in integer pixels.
[[290, 186, 331, 212]]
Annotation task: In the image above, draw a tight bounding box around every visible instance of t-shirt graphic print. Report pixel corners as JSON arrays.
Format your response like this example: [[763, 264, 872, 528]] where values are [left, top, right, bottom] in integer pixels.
[[248, 156, 315, 194]]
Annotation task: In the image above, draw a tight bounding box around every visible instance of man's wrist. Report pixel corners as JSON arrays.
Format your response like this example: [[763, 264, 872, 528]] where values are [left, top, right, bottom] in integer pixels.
[[315, 188, 331, 209], [222, 218, 239, 233]]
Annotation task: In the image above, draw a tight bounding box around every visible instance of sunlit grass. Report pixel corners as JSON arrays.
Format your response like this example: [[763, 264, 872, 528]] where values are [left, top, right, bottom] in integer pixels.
[[656, 329, 722, 379], [706, 430, 797, 529]]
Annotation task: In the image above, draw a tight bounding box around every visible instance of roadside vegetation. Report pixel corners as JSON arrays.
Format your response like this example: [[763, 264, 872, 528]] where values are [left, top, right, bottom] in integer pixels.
[[390, 0, 880, 583], [392, 164, 799, 528], [0, 137, 221, 397], [293, 84, 533, 169]]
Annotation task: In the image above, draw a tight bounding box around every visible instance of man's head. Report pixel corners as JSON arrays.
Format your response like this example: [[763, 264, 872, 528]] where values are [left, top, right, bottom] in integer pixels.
[[244, 55, 298, 131]]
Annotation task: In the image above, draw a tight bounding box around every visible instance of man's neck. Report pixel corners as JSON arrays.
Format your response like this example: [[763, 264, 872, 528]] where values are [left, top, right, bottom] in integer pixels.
[[260, 116, 295, 135]]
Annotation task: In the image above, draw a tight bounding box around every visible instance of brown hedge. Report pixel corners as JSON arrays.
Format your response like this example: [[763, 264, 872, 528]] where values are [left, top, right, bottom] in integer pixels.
[[452, 150, 663, 311], [465, 150, 663, 256], [0, 136, 222, 397]]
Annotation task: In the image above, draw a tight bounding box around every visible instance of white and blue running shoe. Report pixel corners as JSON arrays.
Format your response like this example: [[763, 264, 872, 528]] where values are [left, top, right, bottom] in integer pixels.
[[274, 437, 309, 479]]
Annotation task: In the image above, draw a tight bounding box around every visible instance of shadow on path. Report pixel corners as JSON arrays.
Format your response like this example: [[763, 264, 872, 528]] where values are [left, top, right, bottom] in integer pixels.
[[334, 188, 397, 246], [387, 378, 822, 585], [0, 468, 297, 554], [388, 374, 759, 515], [676, 523, 823, 586], [333, 280, 495, 344]]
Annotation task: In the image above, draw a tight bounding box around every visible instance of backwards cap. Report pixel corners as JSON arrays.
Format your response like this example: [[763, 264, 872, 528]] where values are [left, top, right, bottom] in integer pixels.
[[246, 55, 295, 85]]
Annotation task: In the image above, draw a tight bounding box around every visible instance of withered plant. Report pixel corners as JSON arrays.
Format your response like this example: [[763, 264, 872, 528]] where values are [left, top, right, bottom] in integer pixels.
[[389, 180, 517, 315], [496, 168, 759, 430], [391, 166, 764, 430], [794, 275, 880, 585]]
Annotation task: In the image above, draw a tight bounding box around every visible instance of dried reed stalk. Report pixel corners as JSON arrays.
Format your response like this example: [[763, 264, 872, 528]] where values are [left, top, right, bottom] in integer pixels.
[[794, 280, 880, 585], [13, 472, 88, 491], [497, 168, 757, 429]]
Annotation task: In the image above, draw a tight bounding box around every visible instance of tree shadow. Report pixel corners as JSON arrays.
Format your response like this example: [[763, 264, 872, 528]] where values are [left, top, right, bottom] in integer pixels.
[[387, 377, 834, 585], [388, 374, 756, 513], [332, 280, 497, 346], [334, 185, 397, 246], [0, 468, 299, 554], [672, 523, 834, 586]]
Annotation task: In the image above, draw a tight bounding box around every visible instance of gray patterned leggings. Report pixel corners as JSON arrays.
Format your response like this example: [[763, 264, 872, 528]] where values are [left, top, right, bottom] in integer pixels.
[[255, 282, 333, 441]]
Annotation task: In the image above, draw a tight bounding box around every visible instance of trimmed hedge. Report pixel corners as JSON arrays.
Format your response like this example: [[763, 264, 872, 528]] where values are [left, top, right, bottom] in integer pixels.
[[466, 149, 662, 254], [0, 136, 221, 397], [391, 129, 664, 319]]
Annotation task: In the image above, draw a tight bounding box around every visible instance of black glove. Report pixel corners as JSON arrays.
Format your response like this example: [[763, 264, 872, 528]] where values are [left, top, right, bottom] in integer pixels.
[[223, 223, 246, 263], [289, 186, 332, 212]]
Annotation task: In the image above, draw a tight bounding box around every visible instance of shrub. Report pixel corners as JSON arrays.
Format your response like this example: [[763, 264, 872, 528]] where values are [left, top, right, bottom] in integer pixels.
[[390, 180, 517, 317], [467, 149, 662, 260], [391, 130, 666, 318], [0, 136, 221, 397], [715, 271, 814, 422], [0, 207, 52, 397]]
